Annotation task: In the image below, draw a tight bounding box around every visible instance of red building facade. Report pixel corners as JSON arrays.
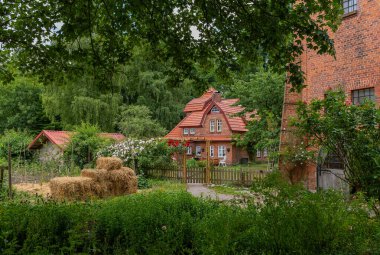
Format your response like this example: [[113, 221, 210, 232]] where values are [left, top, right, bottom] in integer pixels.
[[280, 0, 380, 189], [165, 88, 262, 165]]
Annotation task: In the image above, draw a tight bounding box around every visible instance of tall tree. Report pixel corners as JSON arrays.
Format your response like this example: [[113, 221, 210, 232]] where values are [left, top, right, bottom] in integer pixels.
[[225, 68, 285, 162], [117, 105, 166, 138], [0, 76, 53, 133]]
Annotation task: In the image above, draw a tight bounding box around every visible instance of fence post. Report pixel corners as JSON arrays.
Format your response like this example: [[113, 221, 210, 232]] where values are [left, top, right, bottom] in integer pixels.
[[240, 167, 245, 186], [205, 140, 210, 184], [182, 152, 187, 183], [8, 144, 12, 199]]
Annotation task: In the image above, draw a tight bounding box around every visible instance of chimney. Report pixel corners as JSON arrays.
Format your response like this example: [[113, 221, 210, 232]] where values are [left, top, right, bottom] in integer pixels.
[[212, 91, 222, 102]]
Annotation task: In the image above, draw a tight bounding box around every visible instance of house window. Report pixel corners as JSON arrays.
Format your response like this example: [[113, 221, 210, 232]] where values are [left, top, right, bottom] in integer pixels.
[[196, 146, 202, 157], [210, 120, 215, 132], [217, 120, 222, 132], [343, 0, 357, 14], [183, 128, 189, 135], [210, 146, 214, 157], [263, 148, 268, 157], [256, 150, 261, 158], [351, 88, 375, 105], [186, 146, 192, 155], [218, 145, 226, 158], [211, 106, 220, 113], [190, 128, 196, 135]]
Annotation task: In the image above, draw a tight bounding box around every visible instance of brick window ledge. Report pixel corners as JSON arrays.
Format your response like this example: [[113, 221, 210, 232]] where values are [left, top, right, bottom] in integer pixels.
[[343, 10, 358, 19]]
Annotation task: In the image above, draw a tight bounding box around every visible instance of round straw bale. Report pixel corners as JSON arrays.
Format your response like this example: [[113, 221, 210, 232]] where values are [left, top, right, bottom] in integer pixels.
[[81, 169, 108, 182], [96, 157, 123, 171], [49, 176, 97, 200]]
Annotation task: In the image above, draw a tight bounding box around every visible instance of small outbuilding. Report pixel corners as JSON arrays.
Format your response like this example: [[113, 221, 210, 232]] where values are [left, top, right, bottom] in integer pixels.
[[28, 130, 125, 162]]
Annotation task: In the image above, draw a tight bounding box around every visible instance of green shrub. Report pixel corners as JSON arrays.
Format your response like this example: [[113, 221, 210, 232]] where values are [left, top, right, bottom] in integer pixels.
[[137, 174, 151, 189], [0, 186, 379, 254]]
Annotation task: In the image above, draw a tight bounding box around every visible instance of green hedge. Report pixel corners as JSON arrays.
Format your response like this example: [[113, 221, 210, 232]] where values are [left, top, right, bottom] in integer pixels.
[[0, 191, 379, 254]]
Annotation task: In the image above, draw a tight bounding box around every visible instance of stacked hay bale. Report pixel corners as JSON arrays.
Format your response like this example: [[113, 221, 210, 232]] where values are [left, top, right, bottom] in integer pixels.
[[50, 157, 137, 200]]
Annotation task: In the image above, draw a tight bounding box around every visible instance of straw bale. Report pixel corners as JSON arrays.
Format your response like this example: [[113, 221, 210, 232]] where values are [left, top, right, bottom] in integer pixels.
[[81, 169, 108, 182], [96, 157, 123, 171], [49, 176, 97, 200], [107, 168, 137, 195]]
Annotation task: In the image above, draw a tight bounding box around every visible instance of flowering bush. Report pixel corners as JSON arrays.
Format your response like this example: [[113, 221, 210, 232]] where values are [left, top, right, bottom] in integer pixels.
[[97, 138, 177, 172]]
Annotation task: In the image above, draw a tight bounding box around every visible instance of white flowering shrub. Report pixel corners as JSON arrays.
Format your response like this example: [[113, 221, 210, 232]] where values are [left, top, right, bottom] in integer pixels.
[[97, 138, 176, 172]]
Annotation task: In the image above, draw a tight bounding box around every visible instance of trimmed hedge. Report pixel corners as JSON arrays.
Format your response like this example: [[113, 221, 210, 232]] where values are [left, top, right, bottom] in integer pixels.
[[0, 190, 379, 254]]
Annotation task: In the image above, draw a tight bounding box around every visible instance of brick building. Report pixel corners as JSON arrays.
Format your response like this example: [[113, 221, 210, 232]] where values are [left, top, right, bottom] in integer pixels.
[[280, 0, 380, 189], [166, 88, 267, 165]]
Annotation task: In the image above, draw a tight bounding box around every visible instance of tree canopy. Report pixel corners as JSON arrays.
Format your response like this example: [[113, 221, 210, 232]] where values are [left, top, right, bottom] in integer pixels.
[[1, 0, 343, 91]]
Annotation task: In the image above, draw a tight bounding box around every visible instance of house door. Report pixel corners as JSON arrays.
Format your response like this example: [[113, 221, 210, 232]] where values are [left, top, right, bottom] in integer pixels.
[[316, 150, 349, 192]]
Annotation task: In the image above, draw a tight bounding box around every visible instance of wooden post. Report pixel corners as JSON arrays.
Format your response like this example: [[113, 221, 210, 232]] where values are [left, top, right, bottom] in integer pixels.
[[205, 140, 210, 184], [0, 166, 4, 189], [8, 144, 12, 199], [182, 152, 187, 183]]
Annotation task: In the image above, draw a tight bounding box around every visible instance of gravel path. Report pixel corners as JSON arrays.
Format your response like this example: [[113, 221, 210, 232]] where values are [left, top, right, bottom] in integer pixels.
[[186, 183, 235, 201]]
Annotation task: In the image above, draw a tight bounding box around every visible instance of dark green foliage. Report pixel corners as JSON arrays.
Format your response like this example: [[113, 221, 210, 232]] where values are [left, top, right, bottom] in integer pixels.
[[64, 123, 113, 168], [0, 130, 33, 160], [117, 105, 166, 138], [226, 69, 285, 162], [0, 76, 53, 133], [292, 90, 380, 199], [137, 174, 151, 189], [0, 180, 379, 254], [1, 0, 343, 91]]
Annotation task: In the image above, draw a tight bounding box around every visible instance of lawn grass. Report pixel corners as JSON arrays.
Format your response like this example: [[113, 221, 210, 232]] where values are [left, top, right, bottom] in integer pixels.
[[141, 178, 186, 193]]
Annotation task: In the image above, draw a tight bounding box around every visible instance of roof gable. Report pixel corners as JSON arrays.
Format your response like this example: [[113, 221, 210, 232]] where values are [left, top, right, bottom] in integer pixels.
[[165, 88, 250, 139], [28, 130, 125, 150]]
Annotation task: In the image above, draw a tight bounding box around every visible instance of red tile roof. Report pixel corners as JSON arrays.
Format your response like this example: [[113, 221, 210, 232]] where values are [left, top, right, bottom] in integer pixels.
[[28, 130, 125, 150], [165, 88, 250, 140]]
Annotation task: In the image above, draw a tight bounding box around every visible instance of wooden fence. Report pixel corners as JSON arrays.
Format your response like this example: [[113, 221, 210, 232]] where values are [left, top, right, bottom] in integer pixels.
[[145, 167, 271, 185]]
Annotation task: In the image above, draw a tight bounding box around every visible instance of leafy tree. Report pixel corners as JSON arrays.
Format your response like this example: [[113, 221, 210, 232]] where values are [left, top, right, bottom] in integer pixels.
[[0, 76, 53, 133], [42, 74, 122, 132], [0, 129, 33, 160], [226, 68, 285, 163], [1, 1, 343, 91], [117, 105, 166, 138], [64, 123, 113, 168], [292, 90, 380, 199]]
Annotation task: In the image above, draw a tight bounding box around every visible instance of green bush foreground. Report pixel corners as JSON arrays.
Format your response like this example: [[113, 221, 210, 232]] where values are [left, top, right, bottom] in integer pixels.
[[0, 182, 379, 254]]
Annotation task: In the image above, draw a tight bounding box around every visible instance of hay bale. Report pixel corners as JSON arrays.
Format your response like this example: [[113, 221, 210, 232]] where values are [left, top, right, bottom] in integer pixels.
[[49, 177, 100, 200], [96, 157, 123, 171], [81, 169, 108, 182], [107, 168, 137, 195]]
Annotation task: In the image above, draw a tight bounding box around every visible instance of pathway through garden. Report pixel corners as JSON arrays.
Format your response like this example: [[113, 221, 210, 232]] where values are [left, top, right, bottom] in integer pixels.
[[186, 183, 235, 201]]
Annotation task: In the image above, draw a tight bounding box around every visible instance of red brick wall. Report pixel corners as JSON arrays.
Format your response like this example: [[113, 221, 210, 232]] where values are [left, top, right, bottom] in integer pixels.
[[280, 0, 380, 190]]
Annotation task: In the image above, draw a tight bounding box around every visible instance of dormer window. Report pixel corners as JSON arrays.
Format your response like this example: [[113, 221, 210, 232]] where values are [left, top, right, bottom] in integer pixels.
[[211, 106, 220, 113], [190, 128, 196, 135], [183, 128, 189, 135]]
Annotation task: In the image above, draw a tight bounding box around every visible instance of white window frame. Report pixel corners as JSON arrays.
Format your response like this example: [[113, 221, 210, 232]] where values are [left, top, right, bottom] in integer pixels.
[[210, 146, 214, 157], [217, 119, 222, 132], [183, 128, 189, 135], [186, 146, 192, 155], [190, 128, 196, 134], [210, 120, 215, 132], [196, 146, 202, 157], [342, 0, 358, 14], [218, 145, 225, 158], [263, 148, 268, 157], [256, 150, 261, 158], [211, 106, 220, 113]]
